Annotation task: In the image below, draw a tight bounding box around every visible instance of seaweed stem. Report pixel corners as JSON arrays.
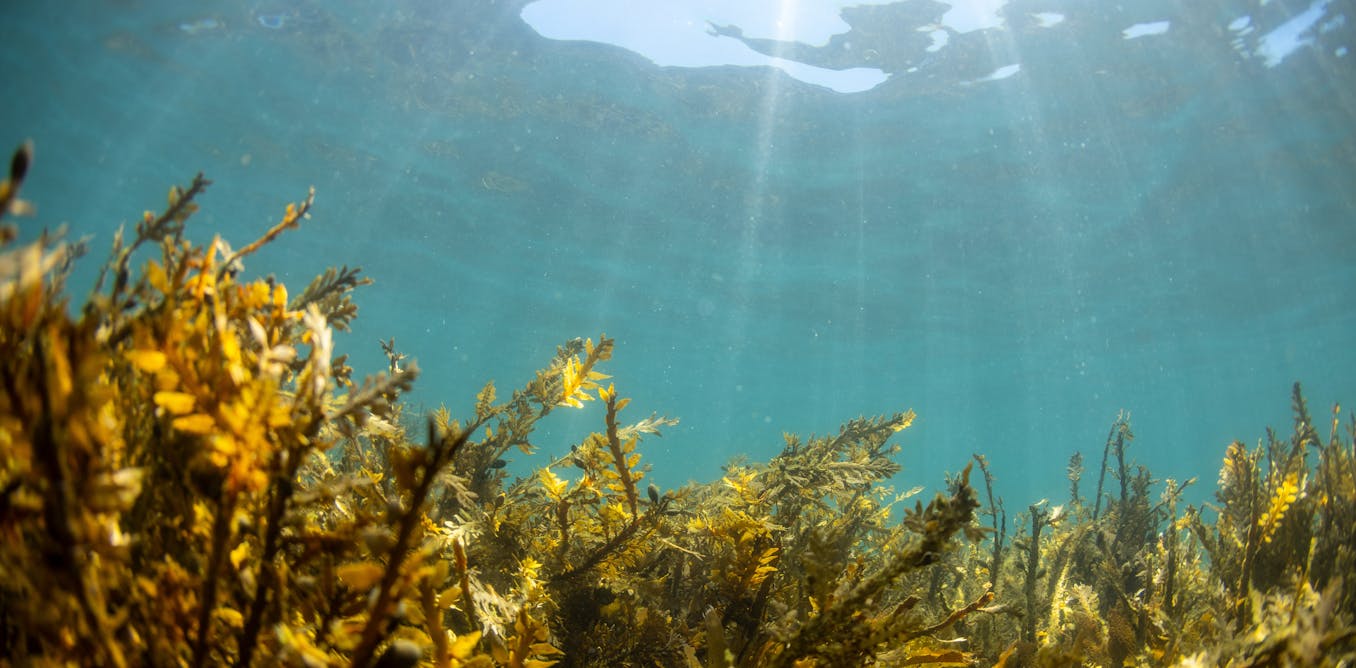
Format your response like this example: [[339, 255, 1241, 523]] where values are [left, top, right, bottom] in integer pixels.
[[29, 336, 128, 668], [602, 388, 639, 518], [1021, 503, 1047, 645], [349, 416, 478, 668], [95, 173, 210, 300], [973, 454, 1005, 595], [901, 589, 995, 643], [192, 489, 237, 668], [235, 446, 305, 668], [453, 539, 481, 646], [219, 186, 315, 280]]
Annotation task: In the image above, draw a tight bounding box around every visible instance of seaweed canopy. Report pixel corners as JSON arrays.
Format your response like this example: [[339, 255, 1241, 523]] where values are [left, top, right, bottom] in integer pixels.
[[954, 389, 1356, 666], [0, 141, 1004, 667], [0, 144, 455, 666], [7, 139, 1352, 667]]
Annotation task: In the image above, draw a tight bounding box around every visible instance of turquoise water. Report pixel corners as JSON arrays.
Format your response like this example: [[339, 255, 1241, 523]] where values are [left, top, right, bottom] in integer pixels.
[[3, 0, 1353, 504]]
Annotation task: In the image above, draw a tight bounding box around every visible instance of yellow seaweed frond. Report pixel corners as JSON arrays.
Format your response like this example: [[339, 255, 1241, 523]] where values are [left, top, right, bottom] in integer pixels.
[[126, 349, 167, 372], [540, 468, 570, 501], [556, 334, 613, 408], [336, 561, 386, 591], [171, 413, 216, 434], [1257, 471, 1301, 544], [891, 409, 917, 432], [152, 390, 197, 415]]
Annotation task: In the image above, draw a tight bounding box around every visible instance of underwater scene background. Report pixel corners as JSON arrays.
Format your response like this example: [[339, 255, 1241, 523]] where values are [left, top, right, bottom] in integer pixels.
[[4, 0, 1354, 503], [2, 0, 1356, 665]]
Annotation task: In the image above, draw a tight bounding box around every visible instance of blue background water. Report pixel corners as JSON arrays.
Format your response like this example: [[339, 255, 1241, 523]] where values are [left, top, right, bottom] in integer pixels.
[[3, 0, 1353, 505]]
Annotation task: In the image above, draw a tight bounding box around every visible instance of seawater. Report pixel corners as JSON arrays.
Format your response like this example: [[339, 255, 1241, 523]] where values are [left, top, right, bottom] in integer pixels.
[[2, 0, 1352, 506]]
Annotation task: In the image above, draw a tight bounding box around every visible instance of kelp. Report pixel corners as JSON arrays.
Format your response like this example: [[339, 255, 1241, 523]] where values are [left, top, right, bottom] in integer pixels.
[[2, 141, 1355, 667]]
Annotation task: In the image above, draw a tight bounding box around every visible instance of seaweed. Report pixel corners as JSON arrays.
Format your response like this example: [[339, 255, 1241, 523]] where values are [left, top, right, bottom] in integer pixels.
[[2, 141, 1355, 667], [955, 385, 1356, 666]]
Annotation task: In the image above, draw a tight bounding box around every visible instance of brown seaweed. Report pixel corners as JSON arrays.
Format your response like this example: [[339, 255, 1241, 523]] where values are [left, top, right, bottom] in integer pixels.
[[2, 143, 1354, 667]]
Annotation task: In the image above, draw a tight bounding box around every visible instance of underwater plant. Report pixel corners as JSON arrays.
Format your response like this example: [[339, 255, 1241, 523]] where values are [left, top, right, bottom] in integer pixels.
[[2, 139, 1354, 667], [0, 142, 999, 667], [956, 392, 1356, 666]]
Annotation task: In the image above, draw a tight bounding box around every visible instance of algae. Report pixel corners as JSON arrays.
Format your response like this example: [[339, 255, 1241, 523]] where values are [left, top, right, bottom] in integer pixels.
[[1, 142, 1354, 666]]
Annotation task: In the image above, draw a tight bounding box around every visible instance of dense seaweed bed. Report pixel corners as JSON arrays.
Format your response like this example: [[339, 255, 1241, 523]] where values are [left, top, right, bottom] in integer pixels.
[[2, 144, 1354, 666]]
